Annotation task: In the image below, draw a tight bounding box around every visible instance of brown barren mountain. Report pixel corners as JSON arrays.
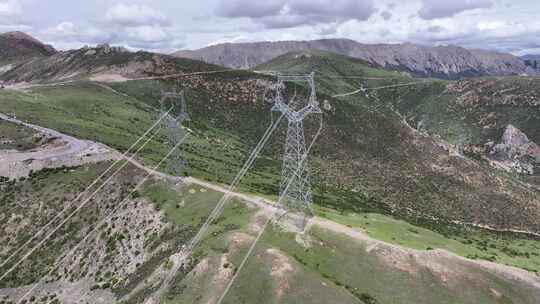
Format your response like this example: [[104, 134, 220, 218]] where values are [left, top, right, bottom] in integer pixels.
[[0, 31, 56, 63], [174, 39, 535, 79]]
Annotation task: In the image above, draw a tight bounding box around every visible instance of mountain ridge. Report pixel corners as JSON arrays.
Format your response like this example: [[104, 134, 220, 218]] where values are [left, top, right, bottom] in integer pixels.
[[0, 43, 225, 84], [522, 54, 540, 70], [522, 54, 540, 60], [0, 31, 56, 64], [174, 38, 535, 79]]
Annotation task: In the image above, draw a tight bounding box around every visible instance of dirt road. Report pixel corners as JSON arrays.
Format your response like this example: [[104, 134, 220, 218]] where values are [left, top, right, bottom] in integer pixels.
[[0, 113, 119, 179], [179, 177, 540, 291]]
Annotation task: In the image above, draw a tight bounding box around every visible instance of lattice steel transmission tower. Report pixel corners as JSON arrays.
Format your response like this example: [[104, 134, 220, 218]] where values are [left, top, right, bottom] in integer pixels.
[[272, 72, 322, 226], [159, 89, 190, 176]]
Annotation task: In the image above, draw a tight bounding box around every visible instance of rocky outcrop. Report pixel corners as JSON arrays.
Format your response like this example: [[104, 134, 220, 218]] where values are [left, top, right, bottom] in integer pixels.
[[82, 43, 129, 56], [173, 39, 535, 79], [487, 125, 540, 174]]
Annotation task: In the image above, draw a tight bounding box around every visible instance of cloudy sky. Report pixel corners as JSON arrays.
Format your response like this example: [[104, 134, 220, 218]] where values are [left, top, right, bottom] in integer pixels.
[[1, 0, 539, 55]]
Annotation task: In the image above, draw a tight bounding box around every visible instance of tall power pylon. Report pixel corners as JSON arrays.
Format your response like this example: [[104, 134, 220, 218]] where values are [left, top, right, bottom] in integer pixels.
[[272, 72, 322, 227], [159, 89, 189, 176]]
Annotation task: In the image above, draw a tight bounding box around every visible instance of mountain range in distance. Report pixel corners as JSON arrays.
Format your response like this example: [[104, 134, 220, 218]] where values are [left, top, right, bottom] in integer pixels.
[[522, 54, 540, 70], [174, 38, 540, 79], [522, 54, 540, 60], [1, 31, 540, 80]]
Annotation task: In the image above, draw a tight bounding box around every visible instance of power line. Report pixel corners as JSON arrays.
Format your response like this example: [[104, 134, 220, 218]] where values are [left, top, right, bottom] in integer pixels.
[[14, 133, 190, 304], [216, 97, 325, 304], [317, 75, 401, 80], [0, 121, 162, 282], [272, 72, 322, 228], [151, 72, 324, 302], [126, 69, 235, 81], [150, 111, 286, 300], [332, 80, 434, 98], [0, 106, 174, 273]]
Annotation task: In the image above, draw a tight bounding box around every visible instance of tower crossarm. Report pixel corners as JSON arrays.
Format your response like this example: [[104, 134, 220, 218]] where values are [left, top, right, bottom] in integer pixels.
[[276, 72, 318, 107], [295, 103, 322, 121], [160, 89, 189, 121]]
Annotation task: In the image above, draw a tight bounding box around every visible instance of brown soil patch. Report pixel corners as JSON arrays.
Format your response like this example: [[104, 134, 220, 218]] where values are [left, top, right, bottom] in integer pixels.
[[266, 248, 295, 300]]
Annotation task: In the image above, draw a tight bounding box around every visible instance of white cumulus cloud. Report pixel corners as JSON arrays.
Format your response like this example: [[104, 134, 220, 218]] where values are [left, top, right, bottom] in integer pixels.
[[105, 3, 170, 27], [0, 0, 20, 17], [216, 0, 375, 29], [419, 0, 493, 20], [128, 25, 168, 43], [0, 0, 25, 26]]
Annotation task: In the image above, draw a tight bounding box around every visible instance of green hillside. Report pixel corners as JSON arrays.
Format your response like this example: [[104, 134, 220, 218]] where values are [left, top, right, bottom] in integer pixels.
[[0, 50, 538, 264], [376, 76, 540, 145], [255, 49, 413, 99], [2, 49, 540, 303], [3, 165, 538, 304]]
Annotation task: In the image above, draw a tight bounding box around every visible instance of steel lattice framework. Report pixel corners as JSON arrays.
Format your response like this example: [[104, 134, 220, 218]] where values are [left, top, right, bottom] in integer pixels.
[[272, 72, 322, 220], [160, 89, 190, 176]]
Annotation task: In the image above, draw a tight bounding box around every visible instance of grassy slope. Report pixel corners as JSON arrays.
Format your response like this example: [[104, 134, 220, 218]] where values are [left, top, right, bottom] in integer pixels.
[[0, 162, 141, 288], [0, 83, 158, 150], [376, 77, 540, 145], [2, 164, 537, 303], [0, 119, 40, 151], [2, 163, 538, 303], [160, 197, 540, 304], [0, 159, 257, 300], [220, 223, 540, 304], [257, 50, 540, 145], [320, 208, 540, 272], [0, 57, 539, 274], [255, 49, 417, 104], [139, 181, 256, 303]]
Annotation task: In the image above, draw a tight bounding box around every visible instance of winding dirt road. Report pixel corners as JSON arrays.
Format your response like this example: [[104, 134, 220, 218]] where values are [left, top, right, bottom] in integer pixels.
[[0, 113, 119, 179]]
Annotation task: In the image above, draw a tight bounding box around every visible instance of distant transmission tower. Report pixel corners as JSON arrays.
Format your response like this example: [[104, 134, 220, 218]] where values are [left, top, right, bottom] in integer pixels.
[[272, 72, 322, 228], [159, 89, 190, 177]]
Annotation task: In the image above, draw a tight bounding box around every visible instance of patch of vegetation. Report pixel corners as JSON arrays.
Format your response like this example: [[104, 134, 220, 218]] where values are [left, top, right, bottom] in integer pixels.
[[0, 161, 141, 288], [247, 225, 540, 304], [139, 182, 257, 304], [0, 83, 164, 159], [0, 119, 41, 151], [318, 208, 540, 272], [255, 49, 411, 100], [377, 77, 540, 145]]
